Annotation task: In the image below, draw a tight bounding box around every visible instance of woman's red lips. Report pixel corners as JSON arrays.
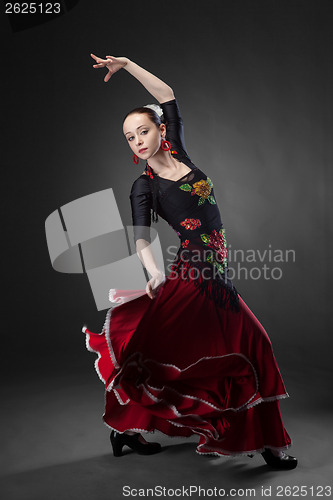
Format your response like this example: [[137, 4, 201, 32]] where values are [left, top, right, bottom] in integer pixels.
[[139, 148, 148, 153]]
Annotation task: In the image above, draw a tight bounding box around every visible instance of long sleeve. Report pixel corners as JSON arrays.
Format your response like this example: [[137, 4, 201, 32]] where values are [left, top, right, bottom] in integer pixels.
[[161, 99, 189, 158], [129, 176, 152, 244]]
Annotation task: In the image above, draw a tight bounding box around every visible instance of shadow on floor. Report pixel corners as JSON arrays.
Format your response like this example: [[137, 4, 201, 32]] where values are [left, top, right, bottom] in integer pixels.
[[2, 435, 332, 500], [1, 441, 298, 500], [1, 371, 332, 500]]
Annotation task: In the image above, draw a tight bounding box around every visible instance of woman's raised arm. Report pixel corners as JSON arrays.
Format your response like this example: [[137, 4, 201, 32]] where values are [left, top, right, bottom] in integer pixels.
[[90, 53, 175, 104]]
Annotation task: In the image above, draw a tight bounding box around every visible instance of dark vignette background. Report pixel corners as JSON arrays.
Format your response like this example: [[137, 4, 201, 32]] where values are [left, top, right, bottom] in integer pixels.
[[1, 0, 332, 493]]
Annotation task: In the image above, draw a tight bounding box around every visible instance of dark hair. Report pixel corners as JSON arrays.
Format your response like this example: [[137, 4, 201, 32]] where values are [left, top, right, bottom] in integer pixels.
[[123, 107, 162, 127], [124, 107, 165, 224]]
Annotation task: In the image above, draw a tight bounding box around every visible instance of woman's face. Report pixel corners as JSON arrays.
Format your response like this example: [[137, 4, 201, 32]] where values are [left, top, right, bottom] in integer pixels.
[[123, 113, 165, 161]]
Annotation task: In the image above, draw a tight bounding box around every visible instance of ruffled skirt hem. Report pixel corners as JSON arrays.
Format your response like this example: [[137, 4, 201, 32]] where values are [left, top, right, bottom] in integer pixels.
[[83, 275, 292, 455]]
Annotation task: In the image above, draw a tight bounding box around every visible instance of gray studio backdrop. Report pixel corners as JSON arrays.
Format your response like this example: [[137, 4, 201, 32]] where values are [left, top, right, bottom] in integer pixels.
[[2, 0, 332, 406]]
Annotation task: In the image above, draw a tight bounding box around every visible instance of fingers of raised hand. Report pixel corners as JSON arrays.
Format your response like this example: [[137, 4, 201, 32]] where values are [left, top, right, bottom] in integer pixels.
[[104, 70, 113, 82], [90, 53, 103, 63], [90, 53, 109, 68]]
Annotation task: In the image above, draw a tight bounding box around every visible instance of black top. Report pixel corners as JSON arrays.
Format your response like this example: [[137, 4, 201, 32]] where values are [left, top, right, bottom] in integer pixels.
[[129, 99, 239, 310], [129, 99, 195, 242]]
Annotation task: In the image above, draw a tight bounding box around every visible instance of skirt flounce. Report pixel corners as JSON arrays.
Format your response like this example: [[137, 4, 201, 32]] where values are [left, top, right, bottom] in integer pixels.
[[84, 274, 291, 455]]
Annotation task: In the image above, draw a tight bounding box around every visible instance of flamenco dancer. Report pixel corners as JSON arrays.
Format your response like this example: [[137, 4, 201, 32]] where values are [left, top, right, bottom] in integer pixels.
[[83, 53, 297, 469]]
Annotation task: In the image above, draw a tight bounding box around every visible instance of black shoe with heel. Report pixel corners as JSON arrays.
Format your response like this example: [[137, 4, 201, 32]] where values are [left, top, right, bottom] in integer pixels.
[[110, 431, 162, 457], [261, 448, 298, 469]]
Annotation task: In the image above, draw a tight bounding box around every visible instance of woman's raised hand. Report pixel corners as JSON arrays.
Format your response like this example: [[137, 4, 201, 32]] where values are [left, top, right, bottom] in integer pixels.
[[90, 53, 128, 82]]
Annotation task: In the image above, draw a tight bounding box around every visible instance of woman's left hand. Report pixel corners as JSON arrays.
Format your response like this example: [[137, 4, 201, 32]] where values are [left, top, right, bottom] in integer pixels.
[[90, 53, 128, 82], [146, 272, 166, 300]]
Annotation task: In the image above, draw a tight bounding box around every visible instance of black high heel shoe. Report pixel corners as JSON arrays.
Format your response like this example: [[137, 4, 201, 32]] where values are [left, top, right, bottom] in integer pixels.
[[110, 431, 162, 457], [261, 448, 298, 470]]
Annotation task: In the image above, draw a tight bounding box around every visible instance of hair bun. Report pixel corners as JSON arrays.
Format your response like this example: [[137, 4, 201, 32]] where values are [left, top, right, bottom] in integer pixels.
[[144, 103, 164, 122]]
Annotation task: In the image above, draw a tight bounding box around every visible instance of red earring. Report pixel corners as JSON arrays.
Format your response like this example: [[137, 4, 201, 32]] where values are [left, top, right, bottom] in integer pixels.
[[133, 154, 139, 164], [161, 140, 171, 151]]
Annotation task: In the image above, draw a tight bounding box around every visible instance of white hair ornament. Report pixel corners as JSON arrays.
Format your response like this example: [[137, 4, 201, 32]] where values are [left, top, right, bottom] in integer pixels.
[[143, 103, 164, 119]]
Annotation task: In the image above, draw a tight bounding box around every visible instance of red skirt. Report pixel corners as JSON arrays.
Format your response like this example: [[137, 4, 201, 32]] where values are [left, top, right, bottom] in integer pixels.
[[83, 275, 291, 456]]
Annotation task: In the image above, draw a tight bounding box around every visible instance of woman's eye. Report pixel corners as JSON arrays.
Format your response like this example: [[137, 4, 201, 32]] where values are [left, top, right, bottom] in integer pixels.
[[127, 130, 148, 141]]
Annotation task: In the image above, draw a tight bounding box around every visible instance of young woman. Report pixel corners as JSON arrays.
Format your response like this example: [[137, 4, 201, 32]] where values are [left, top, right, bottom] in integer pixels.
[[83, 53, 297, 469]]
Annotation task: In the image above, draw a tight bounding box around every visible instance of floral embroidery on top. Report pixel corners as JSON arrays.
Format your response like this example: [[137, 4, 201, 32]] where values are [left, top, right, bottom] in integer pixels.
[[180, 218, 202, 230], [179, 177, 216, 206], [145, 164, 154, 179], [181, 239, 189, 248], [200, 228, 228, 274]]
